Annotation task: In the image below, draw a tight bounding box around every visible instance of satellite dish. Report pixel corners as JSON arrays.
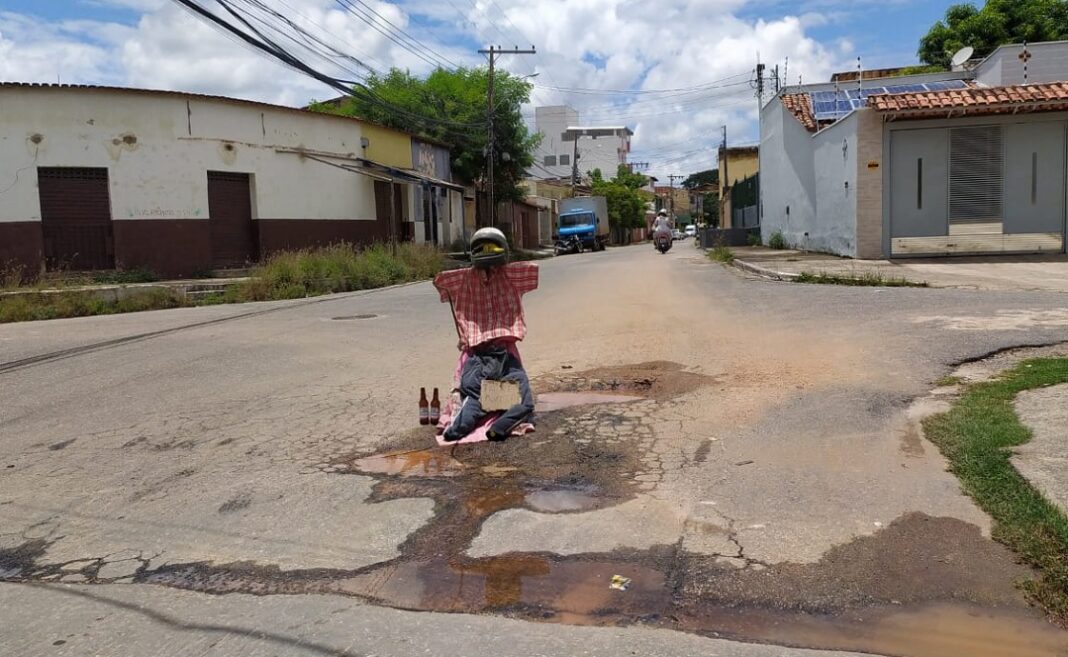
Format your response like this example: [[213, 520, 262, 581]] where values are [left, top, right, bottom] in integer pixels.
[[950, 46, 974, 68]]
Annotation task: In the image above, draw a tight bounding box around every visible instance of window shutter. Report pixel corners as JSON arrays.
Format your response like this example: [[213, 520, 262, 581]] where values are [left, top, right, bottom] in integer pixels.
[[949, 126, 1003, 224]]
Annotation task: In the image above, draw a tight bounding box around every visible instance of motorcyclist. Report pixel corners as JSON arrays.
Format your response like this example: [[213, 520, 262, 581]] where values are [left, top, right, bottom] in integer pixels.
[[652, 209, 673, 248]]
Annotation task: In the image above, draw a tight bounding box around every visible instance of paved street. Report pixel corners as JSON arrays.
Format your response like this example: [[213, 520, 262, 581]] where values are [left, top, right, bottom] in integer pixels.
[[4, 244, 1068, 656]]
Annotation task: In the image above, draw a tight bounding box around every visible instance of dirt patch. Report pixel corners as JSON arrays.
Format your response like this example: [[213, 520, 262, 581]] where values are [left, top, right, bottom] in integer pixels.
[[533, 361, 712, 401]]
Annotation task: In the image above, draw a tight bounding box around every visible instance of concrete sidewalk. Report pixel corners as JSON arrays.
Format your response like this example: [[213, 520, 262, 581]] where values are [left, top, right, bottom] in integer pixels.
[[729, 247, 1068, 292]]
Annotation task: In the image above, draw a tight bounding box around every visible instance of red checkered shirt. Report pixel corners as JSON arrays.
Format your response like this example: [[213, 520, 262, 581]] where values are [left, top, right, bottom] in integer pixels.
[[434, 262, 539, 350]]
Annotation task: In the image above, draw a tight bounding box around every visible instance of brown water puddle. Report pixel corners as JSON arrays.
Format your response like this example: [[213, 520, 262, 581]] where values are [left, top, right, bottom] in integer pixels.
[[354, 449, 464, 477]]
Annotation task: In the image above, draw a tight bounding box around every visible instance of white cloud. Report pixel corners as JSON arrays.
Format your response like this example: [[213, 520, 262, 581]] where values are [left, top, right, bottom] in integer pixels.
[[2, 0, 852, 178]]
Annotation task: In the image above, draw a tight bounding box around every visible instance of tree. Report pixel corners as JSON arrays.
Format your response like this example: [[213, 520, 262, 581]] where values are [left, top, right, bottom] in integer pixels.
[[309, 67, 539, 204], [589, 165, 649, 243], [918, 0, 1068, 68], [682, 169, 719, 190]]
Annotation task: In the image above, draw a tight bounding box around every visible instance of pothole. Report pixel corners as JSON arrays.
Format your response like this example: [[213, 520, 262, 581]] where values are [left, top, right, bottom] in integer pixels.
[[534, 361, 712, 401]]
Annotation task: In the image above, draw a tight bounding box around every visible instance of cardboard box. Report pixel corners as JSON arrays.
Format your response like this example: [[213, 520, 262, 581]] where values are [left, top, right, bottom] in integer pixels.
[[481, 379, 521, 411]]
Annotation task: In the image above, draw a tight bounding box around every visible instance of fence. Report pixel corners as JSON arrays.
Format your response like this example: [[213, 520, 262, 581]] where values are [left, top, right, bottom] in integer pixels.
[[730, 174, 759, 229], [698, 227, 759, 248]]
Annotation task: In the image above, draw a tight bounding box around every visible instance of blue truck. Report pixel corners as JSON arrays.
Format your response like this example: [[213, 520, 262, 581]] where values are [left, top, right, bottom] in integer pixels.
[[556, 196, 609, 252]]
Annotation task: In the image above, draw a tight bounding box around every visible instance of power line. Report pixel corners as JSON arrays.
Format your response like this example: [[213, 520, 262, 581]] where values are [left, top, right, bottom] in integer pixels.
[[171, 0, 489, 135], [332, 0, 456, 70]]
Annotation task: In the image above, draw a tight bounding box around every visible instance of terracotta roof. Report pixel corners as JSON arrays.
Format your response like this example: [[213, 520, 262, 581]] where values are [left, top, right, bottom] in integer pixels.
[[869, 82, 1068, 116], [780, 93, 817, 131]]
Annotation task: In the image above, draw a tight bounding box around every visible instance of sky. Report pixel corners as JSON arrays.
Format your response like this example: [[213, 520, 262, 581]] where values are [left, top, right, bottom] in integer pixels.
[[0, 0, 962, 178]]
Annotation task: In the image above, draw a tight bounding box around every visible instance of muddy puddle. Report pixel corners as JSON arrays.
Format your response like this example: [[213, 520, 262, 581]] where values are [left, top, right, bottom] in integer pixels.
[[5, 361, 1068, 656]]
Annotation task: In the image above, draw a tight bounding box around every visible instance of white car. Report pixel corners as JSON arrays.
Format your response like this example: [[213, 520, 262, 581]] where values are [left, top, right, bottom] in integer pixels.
[[685, 225, 697, 238], [672, 228, 684, 241]]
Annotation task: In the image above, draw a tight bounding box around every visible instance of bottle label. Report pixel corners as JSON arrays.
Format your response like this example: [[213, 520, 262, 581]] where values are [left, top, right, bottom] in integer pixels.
[[420, 408, 429, 419]]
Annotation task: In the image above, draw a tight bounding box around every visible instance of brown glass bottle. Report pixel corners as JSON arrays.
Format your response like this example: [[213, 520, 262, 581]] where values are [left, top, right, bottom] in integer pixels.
[[419, 387, 430, 425], [429, 388, 441, 424]]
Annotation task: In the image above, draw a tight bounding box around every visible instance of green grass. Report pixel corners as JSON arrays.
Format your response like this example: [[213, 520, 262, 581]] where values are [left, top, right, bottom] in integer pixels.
[[923, 358, 1068, 624], [794, 271, 928, 287], [0, 243, 445, 323], [936, 375, 963, 387], [708, 245, 734, 264]]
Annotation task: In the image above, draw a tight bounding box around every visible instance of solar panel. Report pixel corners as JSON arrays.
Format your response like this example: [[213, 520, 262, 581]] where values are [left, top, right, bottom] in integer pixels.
[[804, 78, 970, 125]]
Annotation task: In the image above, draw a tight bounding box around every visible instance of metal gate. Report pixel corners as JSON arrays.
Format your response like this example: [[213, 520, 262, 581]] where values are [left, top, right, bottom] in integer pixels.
[[38, 167, 114, 271], [207, 171, 255, 268]]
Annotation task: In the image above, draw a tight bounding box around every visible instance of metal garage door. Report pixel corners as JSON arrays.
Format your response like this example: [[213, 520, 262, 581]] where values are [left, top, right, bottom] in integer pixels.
[[207, 171, 256, 268], [889, 128, 949, 253], [1003, 121, 1066, 251], [38, 167, 114, 271]]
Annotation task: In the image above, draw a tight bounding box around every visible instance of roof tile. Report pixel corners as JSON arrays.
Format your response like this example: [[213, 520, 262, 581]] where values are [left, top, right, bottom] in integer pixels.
[[868, 82, 1068, 117], [780, 93, 817, 132]]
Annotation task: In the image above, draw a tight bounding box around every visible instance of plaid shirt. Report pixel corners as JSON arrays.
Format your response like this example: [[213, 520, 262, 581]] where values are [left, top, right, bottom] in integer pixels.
[[434, 262, 539, 350]]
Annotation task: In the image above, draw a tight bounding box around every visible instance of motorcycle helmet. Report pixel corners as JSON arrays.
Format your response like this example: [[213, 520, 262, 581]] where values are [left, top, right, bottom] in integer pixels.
[[657, 209, 668, 216], [470, 227, 509, 269]]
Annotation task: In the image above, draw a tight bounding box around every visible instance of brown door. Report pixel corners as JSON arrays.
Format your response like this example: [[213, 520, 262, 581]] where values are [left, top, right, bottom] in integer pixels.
[[38, 167, 114, 271], [207, 171, 255, 268]]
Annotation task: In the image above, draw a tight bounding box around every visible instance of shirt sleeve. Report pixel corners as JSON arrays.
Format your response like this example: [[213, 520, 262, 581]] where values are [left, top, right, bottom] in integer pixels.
[[433, 269, 465, 302], [504, 262, 539, 296]]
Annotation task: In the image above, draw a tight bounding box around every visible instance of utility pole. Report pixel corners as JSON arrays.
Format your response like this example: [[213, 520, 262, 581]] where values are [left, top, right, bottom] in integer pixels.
[[668, 174, 684, 220], [571, 134, 579, 194], [721, 125, 729, 228], [478, 45, 536, 226]]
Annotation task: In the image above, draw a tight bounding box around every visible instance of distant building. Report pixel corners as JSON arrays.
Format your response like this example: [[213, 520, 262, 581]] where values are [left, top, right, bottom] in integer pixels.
[[532, 105, 632, 181], [760, 40, 1068, 258], [718, 146, 759, 228]]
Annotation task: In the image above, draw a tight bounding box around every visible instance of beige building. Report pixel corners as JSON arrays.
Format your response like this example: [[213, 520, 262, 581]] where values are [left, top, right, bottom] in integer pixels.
[[718, 146, 759, 228]]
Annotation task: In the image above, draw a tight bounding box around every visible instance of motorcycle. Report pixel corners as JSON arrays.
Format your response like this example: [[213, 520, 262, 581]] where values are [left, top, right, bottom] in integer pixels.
[[553, 234, 584, 256], [654, 232, 672, 254]]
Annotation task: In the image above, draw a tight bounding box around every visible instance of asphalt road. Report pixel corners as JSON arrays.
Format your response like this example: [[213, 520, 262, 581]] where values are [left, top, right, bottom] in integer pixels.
[[3, 243, 1068, 656]]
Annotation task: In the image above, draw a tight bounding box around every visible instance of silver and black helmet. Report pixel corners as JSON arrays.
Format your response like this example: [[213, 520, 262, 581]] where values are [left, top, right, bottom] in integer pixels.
[[469, 227, 509, 269]]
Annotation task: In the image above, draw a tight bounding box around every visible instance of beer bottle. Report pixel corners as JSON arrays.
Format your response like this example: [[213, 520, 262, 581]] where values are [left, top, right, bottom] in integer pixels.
[[430, 388, 441, 424], [419, 388, 430, 425]]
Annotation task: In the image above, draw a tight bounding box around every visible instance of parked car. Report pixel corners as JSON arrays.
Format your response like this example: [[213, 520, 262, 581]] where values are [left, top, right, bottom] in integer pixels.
[[685, 225, 697, 238], [672, 228, 684, 241]]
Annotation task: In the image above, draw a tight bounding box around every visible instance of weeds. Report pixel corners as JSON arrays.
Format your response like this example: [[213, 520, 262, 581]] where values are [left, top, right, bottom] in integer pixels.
[[795, 271, 927, 287], [747, 232, 762, 247], [709, 245, 734, 264], [0, 243, 445, 323], [923, 358, 1068, 624], [0, 288, 188, 323], [768, 230, 788, 250]]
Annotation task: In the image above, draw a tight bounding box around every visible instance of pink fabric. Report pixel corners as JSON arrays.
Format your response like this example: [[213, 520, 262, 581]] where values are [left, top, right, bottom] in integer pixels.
[[434, 344, 535, 446]]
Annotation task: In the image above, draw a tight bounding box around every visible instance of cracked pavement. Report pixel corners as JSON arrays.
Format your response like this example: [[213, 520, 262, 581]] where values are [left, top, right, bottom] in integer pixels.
[[3, 246, 1068, 656]]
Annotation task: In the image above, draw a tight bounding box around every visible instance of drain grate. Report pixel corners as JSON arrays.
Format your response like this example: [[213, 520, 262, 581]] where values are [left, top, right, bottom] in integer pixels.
[[332, 314, 378, 321]]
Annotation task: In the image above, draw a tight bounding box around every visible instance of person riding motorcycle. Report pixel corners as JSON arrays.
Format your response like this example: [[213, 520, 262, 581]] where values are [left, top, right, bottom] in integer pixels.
[[652, 209, 673, 249]]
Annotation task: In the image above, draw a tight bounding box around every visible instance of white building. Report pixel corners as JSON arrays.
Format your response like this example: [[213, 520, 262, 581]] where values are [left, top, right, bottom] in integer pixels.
[[759, 41, 1068, 258], [532, 105, 632, 181], [0, 84, 463, 277]]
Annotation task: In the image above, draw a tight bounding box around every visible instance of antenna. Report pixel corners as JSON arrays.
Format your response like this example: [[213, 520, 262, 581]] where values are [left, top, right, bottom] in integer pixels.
[[950, 46, 974, 70]]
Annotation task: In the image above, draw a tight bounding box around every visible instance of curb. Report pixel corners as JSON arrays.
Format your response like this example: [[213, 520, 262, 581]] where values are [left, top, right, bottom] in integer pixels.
[[731, 259, 801, 281]]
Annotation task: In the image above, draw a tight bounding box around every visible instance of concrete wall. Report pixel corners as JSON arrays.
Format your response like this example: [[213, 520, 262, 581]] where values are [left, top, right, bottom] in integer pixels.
[[362, 123, 413, 169], [534, 105, 579, 178], [0, 86, 390, 275], [810, 113, 859, 256], [759, 97, 817, 249], [976, 41, 1068, 87], [575, 134, 628, 180]]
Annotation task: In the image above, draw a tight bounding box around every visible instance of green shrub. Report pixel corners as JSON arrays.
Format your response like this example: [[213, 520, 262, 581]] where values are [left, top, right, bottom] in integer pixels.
[[747, 232, 762, 247], [768, 230, 788, 250]]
